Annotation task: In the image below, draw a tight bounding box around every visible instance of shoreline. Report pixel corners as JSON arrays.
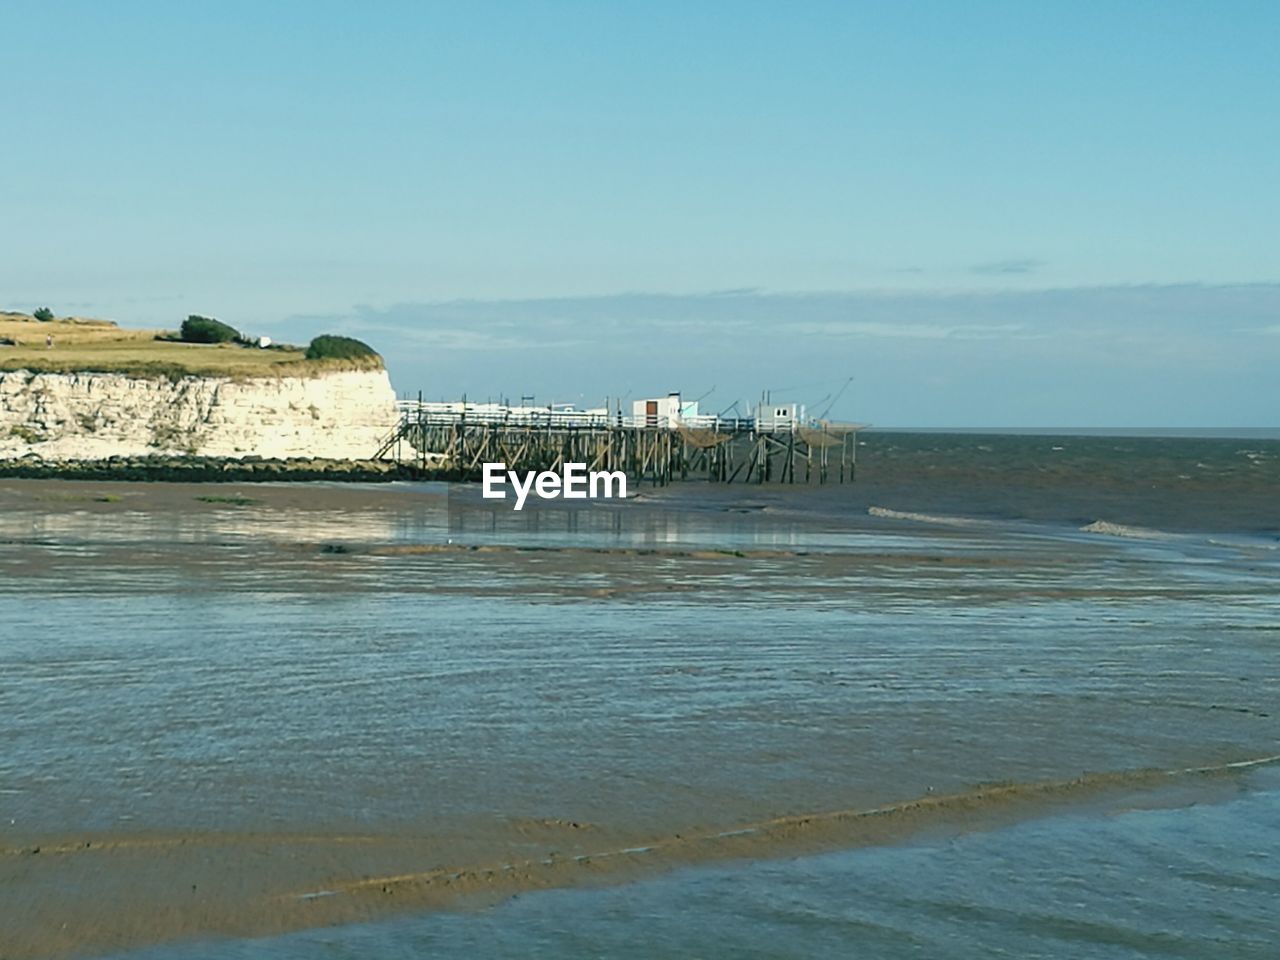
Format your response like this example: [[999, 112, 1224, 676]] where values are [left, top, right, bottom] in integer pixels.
[[1, 427, 1276, 537]]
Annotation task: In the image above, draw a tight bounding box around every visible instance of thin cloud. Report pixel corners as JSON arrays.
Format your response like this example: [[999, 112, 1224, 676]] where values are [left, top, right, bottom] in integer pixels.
[[787, 321, 1027, 340], [277, 283, 1279, 425], [287, 283, 1280, 344], [971, 258, 1045, 275]]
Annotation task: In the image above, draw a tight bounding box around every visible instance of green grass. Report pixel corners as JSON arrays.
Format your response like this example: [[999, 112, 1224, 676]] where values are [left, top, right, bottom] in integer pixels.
[[0, 316, 383, 379], [194, 494, 260, 506]]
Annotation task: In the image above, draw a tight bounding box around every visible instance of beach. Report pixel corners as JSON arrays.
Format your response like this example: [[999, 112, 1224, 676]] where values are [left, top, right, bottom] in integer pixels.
[[9, 0, 1279, 952], [2, 432, 1278, 958]]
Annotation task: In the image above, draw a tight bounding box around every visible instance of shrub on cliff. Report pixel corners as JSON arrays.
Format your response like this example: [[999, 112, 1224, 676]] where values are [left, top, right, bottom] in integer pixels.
[[305, 334, 379, 361], [33, 307, 54, 322], [180, 315, 241, 344]]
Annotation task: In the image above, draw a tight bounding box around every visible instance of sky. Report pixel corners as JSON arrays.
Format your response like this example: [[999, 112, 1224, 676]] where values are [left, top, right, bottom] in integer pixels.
[[2, 1, 1277, 426]]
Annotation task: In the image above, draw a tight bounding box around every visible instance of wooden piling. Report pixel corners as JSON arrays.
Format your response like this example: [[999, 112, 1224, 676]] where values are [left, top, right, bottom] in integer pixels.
[[376, 406, 861, 487]]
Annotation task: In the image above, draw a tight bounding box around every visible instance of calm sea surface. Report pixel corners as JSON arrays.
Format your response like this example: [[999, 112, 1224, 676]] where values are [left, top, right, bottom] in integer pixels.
[[1, 432, 1277, 957]]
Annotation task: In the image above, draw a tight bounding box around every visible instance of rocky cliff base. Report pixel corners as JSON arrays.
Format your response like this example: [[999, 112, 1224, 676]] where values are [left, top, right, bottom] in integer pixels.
[[0, 455, 454, 483]]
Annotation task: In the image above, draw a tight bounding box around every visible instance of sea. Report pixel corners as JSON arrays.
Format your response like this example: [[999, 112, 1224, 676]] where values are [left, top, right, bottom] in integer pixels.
[[1, 431, 1277, 958]]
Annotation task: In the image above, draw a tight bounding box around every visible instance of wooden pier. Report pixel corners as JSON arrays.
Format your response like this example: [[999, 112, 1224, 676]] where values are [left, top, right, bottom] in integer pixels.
[[375, 401, 859, 486]]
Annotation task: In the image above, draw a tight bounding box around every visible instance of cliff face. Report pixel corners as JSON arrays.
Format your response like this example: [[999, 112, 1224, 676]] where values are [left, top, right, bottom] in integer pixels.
[[0, 369, 399, 460]]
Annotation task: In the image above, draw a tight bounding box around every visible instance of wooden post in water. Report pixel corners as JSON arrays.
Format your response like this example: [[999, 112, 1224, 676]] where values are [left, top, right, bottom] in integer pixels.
[[378, 400, 859, 487]]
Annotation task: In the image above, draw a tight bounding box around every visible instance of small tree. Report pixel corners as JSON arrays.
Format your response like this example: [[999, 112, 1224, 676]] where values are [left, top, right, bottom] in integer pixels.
[[33, 307, 54, 322], [180, 315, 241, 344], [305, 334, 379, 360]]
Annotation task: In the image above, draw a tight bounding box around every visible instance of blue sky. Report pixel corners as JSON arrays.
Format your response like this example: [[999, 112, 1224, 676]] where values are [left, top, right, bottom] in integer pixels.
[[2, 1, 1277, 425]]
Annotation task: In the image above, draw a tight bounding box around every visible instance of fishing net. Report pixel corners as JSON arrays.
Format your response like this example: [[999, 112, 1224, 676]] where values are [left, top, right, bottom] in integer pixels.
[[676, 425, 731, 449], [797, 426, 845, 447]]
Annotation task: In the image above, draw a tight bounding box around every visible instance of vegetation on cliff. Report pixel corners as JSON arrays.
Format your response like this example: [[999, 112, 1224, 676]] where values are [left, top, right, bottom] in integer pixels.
[[0, 312, 384, 379], [304, 334, 379, 361], [178, 315, 242, 344]]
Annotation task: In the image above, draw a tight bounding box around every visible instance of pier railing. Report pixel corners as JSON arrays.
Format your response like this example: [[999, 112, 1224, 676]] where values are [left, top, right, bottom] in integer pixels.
[[392, 400, 757, 432]]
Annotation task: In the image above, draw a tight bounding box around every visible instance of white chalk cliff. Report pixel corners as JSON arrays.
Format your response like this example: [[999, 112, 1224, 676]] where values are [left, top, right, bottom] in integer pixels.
[[0, 369, 399, 460]]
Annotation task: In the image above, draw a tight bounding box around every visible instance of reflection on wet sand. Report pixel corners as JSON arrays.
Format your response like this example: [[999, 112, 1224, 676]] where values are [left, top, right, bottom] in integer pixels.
[[1, 473, 1278, 957]]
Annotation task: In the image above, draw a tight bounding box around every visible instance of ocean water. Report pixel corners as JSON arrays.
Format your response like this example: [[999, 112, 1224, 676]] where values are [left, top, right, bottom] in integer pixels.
[[843, 431, 1280, 537], [1, 433, 1277, 958]]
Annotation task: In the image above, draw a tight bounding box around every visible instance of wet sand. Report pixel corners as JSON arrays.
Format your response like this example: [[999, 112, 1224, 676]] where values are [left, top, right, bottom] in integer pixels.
[[0, 477, 437, 517], [2, 450, 1278, 957], [3, 762, 1274, 960]]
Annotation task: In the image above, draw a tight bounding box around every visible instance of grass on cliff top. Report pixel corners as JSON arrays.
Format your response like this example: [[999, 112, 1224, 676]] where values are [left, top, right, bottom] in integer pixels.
[[0, 315, 383, 379]]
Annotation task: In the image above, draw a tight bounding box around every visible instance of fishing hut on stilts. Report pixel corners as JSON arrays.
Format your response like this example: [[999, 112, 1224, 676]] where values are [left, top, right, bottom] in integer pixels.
[[374, 392, 862, 487]]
